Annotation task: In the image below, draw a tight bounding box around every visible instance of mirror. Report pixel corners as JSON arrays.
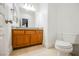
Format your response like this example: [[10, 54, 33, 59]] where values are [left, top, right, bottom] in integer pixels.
[[11, 3, 36, 28]]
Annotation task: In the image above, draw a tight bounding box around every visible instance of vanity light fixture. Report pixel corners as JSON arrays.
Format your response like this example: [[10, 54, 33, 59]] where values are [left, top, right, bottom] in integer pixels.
[[23, 3, 36, 12]]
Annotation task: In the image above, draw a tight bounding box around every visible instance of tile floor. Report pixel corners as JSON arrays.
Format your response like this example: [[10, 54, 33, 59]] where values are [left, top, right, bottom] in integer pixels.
[[10, 45, 58, 56]]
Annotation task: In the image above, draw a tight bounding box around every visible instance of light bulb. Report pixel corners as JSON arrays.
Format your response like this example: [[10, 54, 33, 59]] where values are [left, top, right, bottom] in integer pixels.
[[23, 3, 36, 12]]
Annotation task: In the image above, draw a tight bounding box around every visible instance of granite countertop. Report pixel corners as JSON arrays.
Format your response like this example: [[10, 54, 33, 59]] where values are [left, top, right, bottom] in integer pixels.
[[12, 27, 43, 30]]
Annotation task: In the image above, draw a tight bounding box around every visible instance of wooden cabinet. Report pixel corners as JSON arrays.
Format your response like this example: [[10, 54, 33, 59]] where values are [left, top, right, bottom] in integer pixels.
[[12, 30, 30, 48], [12, 29, 43, 49], [31, 30, 43, 45]]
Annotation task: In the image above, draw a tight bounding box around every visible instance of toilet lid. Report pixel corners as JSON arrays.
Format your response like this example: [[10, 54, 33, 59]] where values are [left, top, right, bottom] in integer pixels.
[[55, 40, 72, 49]]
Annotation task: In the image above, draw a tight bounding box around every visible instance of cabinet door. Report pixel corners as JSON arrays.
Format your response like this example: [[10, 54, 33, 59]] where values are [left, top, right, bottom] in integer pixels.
[[36, 30, 43, 43], [12, 34, 30, 48], [12, 35, 17, 48], [31, 30, 43, 45], [24, 35, 30, 46], [12, 35, 24, 48], [15, 35, 24, 46]]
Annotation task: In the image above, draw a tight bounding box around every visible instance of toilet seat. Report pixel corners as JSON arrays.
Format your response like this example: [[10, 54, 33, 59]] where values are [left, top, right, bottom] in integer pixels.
[[55, 40, 72, 49], [55, 40, 73, 54], [58, 45, 72, 49]]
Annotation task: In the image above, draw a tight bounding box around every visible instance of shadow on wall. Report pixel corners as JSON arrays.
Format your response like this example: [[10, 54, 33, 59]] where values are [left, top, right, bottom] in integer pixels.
[[75, 34, 79, 44], [71, 34, 79, 56]]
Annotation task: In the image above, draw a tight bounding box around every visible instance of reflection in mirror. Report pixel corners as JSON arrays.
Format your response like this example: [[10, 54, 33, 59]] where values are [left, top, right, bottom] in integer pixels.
[[7, 3, 37, 28], [21, 18, 28, 27]]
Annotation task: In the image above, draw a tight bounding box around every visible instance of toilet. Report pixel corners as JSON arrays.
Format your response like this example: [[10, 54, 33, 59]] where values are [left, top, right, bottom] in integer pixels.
[[55, 34, 75, 56]]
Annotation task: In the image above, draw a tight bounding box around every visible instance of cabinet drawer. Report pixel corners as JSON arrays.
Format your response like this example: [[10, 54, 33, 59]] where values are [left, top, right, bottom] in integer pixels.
[[25, 30, 35, 34], [36, 30, 43, 33], [12, 30, 24, 35]]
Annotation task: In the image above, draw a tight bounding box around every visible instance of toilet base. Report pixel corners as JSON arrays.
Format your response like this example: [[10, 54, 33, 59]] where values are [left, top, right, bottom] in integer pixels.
[[57, 51, 70, 56]]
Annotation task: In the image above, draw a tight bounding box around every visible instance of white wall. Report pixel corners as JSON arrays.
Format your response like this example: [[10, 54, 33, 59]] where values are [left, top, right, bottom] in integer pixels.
[[57, 4, 79, 34], [48, 3, 79, 48], [0, 14, 6, 55], [57, 4, 79, 43], [48, 4, 58, 48], [35, 3, 48, 48], [0, 4, 12, 55]]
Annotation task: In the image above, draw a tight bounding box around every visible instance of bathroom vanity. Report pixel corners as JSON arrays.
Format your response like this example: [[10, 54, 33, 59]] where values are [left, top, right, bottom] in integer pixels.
[[12, 28, 43, 49]]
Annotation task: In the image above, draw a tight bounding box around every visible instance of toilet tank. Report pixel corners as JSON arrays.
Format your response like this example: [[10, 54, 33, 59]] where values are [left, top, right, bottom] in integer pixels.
[[63, 33, 76, 44]]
